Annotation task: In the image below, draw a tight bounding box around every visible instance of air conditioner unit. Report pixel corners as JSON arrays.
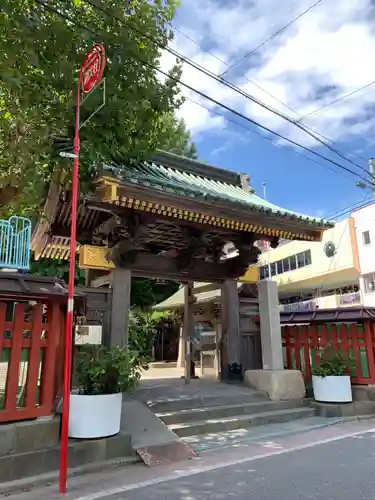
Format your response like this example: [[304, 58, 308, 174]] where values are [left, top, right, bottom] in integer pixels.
[[74, 325, 102, 345]]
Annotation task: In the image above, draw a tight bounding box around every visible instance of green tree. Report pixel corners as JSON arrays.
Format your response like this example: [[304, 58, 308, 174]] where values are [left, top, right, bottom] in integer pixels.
[[0, 0, 196, 216], [155, 114, 198, 159], [131, 277, 179, 308], [30, 258, 86, 285]]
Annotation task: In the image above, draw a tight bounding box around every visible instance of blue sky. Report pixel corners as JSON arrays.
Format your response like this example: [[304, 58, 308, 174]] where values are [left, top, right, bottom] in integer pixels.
[[161, 0, 375, 220]]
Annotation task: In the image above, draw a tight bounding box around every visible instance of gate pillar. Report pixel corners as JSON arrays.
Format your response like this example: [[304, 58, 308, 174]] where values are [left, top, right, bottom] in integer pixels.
[[110, 268, 131, 348], [244, 280, 305, 400], [221, 280, 241, 381], [258, 280, 283, 370]]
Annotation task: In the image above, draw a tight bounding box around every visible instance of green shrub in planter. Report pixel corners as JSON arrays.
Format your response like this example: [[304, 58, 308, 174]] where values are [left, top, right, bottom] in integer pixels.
[[311, 347, 354, 378], [75, 345, 141, 395]]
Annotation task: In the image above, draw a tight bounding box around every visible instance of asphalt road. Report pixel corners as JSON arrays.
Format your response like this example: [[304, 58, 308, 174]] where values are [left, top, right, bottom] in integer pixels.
[[100, 431, 375, 500]]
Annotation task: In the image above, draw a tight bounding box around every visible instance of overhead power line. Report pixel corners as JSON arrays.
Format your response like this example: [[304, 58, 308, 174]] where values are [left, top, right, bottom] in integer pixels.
[[220, 0, 324, 78], [35, 0, 374, 188], [171, 23, 300, 118], [185, 97, 343, 178], [82, 0, 373, 181], [299, 79, 375, 120], [171, 23, 369, 165], [326, 196, 373, 220]]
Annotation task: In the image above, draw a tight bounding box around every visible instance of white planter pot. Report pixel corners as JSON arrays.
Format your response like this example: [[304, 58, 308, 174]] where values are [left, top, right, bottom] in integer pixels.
[[68, 393, 122, 439], [312, 375, 352, 403]]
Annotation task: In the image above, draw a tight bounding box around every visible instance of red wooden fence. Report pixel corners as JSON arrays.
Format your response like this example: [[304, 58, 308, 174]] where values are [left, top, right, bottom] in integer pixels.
[[282, 321, 375, 384], [0, 300, 63, 422]]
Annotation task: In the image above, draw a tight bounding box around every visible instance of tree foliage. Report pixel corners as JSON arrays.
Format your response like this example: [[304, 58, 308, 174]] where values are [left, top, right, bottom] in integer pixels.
[[30, 257, 86, 285], [131, 277, 179, 308], [156, 114, 198, 159], [0, 0, 196, 215]]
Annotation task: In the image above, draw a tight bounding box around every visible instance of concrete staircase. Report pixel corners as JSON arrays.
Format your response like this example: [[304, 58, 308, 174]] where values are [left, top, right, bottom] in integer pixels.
[[149, 391, 315, 441]]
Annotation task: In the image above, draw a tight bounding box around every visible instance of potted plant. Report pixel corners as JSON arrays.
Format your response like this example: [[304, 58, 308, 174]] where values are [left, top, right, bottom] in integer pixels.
[[68, 345, 141, 439], [312, 347, 354, 403]]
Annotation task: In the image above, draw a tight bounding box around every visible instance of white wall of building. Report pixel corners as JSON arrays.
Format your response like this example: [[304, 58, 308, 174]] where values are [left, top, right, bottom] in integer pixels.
[[352, 202, 375, 307], [258, 218, 358, 292]]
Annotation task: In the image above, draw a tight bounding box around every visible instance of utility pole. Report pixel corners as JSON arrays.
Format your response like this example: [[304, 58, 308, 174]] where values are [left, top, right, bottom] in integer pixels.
[[356, 159, 375, 200]]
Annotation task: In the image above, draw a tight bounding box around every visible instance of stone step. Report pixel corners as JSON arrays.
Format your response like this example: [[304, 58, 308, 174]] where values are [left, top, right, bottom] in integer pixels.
[[148, 391, 268, 414], [168, 407, 316, 438], [157, 399, 305, 425]]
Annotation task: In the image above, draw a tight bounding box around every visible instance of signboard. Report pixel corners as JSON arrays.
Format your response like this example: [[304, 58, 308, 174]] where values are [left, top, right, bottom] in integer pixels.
[[80, 43, 106, 94]]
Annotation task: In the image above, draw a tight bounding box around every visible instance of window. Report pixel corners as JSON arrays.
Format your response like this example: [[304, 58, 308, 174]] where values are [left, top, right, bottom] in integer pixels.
[[364, 273, 375, 294], [259, 265, 270, 280], [363, 230, 371, 245], [270, 262, 277, 276], [260, 250, 312, 279], [276, 260, 283, 275], [304, 250, 312, 266], [264, 265, 270, 279], [259, 266, 268, 280], [296, 252, 306, 268], [259, 266, 266, 280], [282, 258, 290, 273], [289, 255, 297, 271]]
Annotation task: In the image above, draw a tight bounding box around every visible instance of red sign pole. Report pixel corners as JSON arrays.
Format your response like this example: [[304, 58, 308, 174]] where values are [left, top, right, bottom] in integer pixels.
[[59, 43, 106, 495]]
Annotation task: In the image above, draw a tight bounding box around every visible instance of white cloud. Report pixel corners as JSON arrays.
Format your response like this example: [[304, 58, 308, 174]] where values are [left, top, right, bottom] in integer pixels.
[[162, 0, 375, 148]]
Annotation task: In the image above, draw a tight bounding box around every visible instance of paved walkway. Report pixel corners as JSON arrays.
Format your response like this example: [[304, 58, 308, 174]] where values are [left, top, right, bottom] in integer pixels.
[[85, 423, 375, 500], [7, 419, 375, 499], [133, 375, 259, 406], [140, 366, 184, 380], [183, 415, 348, 453]]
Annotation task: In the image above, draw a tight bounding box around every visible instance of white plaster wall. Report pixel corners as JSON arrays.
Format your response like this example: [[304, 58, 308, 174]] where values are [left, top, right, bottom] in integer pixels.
[[352, 203, 375, 306], [359, 276, 375, 307], [352, 202, 375, 275]]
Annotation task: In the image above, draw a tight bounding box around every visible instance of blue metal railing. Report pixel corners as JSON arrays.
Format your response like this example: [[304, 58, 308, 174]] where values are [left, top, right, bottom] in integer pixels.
[[0, 216, 31, 270]]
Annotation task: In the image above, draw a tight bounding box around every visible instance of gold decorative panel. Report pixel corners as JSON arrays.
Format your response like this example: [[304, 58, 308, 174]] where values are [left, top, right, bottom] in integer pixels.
[[79, 245, 115, 270], [239, 266, 259, 283]]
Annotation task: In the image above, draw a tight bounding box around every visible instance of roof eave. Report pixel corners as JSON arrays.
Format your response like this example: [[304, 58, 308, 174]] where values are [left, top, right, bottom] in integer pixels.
[[99, 174, 332, 235]]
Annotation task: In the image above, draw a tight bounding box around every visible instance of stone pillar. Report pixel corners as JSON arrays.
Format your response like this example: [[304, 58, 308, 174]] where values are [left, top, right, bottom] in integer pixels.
[[182, 283, 195, 383], [110, 269, 131, 348], [244, 280, 305, 400], [177, 325, 185, 368], [221, 280, 241, 381], [257, 280, 283, 370]]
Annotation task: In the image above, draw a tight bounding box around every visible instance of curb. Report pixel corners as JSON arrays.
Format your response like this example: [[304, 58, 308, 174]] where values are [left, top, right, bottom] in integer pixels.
[[0, 456, 140, 497]]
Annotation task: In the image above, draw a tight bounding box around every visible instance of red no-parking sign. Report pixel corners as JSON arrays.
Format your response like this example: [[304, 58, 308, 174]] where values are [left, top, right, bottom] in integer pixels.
[[80, 43, 106, 94]]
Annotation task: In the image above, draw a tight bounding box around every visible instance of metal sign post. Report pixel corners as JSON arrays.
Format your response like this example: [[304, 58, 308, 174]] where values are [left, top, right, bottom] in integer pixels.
[[59, 43, 106, 495]]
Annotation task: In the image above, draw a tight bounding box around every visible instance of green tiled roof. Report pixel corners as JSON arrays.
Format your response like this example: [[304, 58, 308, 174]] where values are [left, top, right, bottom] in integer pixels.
[[103, 152, 332, 228]]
